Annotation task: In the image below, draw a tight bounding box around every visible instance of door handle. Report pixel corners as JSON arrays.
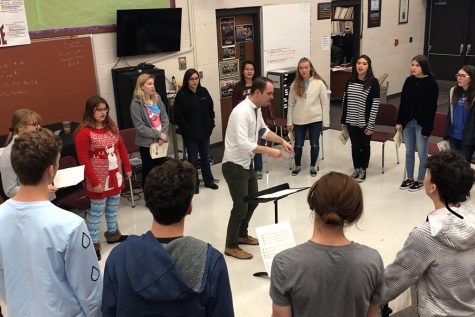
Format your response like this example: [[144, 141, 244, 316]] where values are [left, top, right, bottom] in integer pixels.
[[428, 45, 431, 53], [467, 44, 472, 56], [460, 44, 464, 55]]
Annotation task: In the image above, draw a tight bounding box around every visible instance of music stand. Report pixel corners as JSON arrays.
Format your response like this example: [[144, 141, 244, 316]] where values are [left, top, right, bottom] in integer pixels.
[[245, 183, 309, 277]]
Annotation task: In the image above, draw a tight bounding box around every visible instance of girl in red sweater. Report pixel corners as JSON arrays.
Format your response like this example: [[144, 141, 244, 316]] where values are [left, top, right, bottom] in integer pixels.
[[75, 96, 132, 260]]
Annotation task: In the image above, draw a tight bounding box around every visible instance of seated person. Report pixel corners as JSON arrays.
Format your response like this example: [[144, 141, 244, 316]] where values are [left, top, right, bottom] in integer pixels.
[[0, 129, 102, 316], [102, 159, 234, 317], [0, 109, 57, 199], [270, 171, 384, 317], [383, 150, 475, 316]]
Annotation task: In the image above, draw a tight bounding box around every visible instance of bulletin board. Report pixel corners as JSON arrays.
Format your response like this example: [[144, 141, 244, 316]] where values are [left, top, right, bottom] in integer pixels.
[[0, 37, 97, 135], [261, 3, 311, 76], [24, 0, 170, 38]]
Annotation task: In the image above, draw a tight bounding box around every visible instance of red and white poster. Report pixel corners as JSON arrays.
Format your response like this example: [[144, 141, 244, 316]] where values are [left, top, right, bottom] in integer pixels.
[[0, 0, 31, 47]]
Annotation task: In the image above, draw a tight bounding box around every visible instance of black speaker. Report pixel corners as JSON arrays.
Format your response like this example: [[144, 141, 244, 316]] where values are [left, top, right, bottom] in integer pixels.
[[111, 65, 167, 129]]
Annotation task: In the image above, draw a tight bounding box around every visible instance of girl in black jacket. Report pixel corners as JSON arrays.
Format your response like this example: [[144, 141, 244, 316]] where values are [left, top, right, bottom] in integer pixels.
[[174, 68, 218, 193], [396, 55, 439, 191]]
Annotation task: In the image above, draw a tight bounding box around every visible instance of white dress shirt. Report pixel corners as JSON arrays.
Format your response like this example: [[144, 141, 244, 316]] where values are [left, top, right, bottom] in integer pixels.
[[222, 97, 270, 169]]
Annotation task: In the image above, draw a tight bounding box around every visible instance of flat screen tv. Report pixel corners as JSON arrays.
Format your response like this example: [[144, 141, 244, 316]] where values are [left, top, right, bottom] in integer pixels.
[[116, 8, 182, 57]]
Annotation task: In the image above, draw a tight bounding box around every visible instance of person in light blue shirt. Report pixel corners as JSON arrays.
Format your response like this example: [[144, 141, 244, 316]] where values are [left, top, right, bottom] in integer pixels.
[[0, 129, 102, 317]]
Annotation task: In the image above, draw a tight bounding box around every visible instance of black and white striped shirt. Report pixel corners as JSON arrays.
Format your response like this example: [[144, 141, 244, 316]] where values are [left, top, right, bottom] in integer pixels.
[[341, 78, 380, 130]]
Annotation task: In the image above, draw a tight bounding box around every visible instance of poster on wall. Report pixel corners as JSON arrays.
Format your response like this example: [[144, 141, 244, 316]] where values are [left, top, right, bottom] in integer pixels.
[[398, 0, 409, 24], [0, 0, 31, 47], [368, 0, 382, 28], [222, 46, 236, 60], [219, 59, 239, 79], [220, 17, 235, 46], [235, 24, 254, 43], [219, 77, 240, 98]]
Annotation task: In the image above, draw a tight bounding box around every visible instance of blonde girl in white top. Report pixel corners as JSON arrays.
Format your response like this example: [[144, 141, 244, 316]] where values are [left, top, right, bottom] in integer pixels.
[[287, 57, 329, 177]]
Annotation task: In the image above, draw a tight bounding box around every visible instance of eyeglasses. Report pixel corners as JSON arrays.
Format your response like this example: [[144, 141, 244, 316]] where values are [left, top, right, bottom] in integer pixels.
[[26, 122, 41, 127], [189, 77, 199, 82], [455, 73, 470, 79], [95, 108, 109, 113]]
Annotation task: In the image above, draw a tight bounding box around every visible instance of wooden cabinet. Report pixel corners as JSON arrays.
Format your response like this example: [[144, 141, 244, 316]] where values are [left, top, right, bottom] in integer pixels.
[[330, 67, 352, 99]]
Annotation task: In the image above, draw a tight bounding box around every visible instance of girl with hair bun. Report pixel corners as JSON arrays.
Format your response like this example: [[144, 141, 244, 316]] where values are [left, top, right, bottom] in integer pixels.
[[270, 171, 384, 317]]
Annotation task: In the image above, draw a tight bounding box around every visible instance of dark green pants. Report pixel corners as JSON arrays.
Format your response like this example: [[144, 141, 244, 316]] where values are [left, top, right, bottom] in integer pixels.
[[222, 162, 259, 248]]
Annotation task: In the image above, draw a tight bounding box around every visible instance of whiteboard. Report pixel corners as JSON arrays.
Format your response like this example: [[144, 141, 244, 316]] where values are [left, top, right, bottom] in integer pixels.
[[262, 3, 311, 76]]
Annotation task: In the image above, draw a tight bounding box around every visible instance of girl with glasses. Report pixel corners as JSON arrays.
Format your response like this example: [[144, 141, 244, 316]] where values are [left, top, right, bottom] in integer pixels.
[[75, 96, 131, 260], [0, 109, 57, 198], [174, 68, 218, 193], [396, 55, 439, 192], [443, 65, 475, 161]]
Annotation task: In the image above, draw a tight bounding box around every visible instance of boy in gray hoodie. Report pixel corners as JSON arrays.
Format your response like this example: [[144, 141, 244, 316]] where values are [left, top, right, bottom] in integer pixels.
[[384, 150, 475, 316]]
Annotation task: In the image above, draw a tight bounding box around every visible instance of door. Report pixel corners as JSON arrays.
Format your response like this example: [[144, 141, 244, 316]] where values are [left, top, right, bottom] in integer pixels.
[[216, 8, 261, 138], [466, 2, 475, 66], [427, 0, 472, 80]]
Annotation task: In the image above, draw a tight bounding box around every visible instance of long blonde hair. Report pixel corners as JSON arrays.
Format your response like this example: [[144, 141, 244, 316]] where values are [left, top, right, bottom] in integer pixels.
[[5, 109, 42, 146], [292, 57, 328, 98], [133, 73, 158, 105]]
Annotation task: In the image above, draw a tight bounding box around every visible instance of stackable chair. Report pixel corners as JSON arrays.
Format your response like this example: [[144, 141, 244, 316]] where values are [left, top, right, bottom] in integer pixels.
[[371, 103, 399, 173]]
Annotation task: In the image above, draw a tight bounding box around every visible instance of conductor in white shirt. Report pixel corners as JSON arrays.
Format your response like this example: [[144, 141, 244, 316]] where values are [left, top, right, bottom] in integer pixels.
[[222, 76, 294, 260]]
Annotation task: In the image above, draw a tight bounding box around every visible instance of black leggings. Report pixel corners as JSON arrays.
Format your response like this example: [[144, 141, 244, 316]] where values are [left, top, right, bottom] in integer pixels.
[[347, 125, 371, 169]]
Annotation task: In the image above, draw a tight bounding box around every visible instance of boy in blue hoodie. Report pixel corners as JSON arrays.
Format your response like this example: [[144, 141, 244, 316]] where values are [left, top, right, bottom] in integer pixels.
[[102, 159, 234, 316]]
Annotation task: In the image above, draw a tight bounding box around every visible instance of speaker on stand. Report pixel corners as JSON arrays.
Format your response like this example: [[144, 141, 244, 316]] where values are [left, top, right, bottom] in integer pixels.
[[111, 64, 167, 129]]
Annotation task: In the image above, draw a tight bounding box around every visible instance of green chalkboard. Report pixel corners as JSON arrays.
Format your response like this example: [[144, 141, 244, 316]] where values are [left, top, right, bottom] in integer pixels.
[[25, 0, 169, 37]]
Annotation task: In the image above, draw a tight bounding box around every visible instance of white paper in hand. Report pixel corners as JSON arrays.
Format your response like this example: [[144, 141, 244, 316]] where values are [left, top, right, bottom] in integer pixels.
[[255, 221, 296, 276], [339, 126, 349, 145], [150, 142, 169, 159], [437, 140, 450, 151], [54, 165, 85, 188], [394, 130, 402, 148]]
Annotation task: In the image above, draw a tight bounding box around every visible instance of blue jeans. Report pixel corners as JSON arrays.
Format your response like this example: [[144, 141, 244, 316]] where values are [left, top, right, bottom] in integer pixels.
[[403, 119, 428, 181], [294, 122, 322, 168], [184, 137, 214, 186], [87, 194, 121, 243], [449, 137, 475, 162]]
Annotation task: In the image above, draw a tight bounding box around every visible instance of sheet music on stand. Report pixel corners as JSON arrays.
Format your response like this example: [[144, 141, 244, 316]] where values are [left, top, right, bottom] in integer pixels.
[[257, 188, 301, 199], [255, 221, 296, 276]]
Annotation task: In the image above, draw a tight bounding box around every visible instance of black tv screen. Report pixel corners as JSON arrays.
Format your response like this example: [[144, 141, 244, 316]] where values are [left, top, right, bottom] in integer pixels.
[[116, 8, 182, 57]]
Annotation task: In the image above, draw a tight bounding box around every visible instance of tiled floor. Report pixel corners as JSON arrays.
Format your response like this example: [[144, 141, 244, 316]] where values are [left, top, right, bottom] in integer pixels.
[[2, 129, 473, 316]]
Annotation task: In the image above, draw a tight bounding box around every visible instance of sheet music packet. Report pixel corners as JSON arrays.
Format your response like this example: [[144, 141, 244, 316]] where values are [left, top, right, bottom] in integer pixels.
[[255, 221, 296, 276], [53, 165, 85, 188], [339, 126, 349, 145], [394, 130, 402, 148]]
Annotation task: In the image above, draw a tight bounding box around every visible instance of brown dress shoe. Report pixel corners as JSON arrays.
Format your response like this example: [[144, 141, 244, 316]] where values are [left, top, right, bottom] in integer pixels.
[[224, 247, 253, 260], [105, 229, 128, 244], [238, 235, 259, 245]]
